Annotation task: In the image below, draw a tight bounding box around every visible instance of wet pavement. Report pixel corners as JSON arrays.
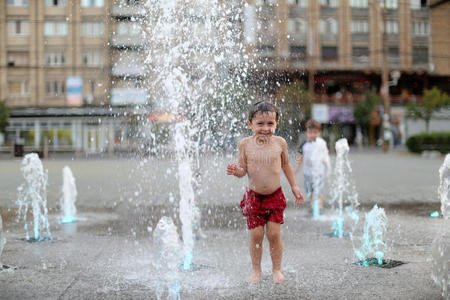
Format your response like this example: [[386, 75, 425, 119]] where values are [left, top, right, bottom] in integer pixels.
[[0, 150, 448, 299]]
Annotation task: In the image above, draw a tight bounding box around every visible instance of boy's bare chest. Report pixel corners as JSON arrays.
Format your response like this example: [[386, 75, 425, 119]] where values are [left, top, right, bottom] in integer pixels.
[[246, 144, 282, 167]]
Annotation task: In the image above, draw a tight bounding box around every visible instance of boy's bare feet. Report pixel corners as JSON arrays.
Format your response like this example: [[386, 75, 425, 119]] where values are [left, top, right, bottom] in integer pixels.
[[246, 271, 262, 283], [273, 270, 286, 284]]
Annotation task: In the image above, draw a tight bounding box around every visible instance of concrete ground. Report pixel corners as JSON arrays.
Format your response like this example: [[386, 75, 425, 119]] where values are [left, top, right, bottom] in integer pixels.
[[0, 149, 448, 299]]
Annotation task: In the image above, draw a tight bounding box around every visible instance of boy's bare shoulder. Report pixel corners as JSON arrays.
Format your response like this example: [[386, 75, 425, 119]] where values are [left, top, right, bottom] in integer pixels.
[[239, 136, 252, 149], [273, 136, 288, 147]]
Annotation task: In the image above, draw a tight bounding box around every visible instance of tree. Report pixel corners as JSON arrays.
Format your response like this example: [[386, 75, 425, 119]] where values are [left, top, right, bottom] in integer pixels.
[[0, 100, 10, 134], [275, 80, 312, 143], [407, 87, 450, 132], [353, 91, 380, 146]]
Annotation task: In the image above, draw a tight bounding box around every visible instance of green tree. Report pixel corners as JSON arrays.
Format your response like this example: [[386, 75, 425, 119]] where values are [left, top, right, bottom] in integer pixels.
[[407, 87, 450, 132], [354, 91, 380, 138], [0, 100, 10, 134], [275, 80, 312, 143]]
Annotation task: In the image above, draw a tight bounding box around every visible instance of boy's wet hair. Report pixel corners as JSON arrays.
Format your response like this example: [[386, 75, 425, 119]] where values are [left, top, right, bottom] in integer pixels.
[[306, 119, 321, 130], [248, 101, 279, 122]]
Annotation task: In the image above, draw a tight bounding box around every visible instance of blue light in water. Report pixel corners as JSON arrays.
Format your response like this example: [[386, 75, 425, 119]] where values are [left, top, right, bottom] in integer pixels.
[[332, 217, 344, 237], [430, 211, 440, 218], [312, 198, 320, 218], [169, 284, 181, 300], [61, 217, 76, 223], [183, 252, 193, 270]]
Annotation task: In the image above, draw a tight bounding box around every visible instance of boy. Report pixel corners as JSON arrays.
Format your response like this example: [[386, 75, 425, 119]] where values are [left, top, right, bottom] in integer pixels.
[[227, 101, 304, 284], [295, 119, 331, 211]]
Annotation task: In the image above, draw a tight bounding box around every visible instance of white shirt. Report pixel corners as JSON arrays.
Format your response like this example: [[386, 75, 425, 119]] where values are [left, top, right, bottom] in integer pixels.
[[299, 137, 330, 176]]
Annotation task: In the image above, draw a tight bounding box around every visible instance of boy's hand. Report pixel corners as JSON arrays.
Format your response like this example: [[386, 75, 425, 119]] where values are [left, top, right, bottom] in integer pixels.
[[226, 163, 237, 175], [291, 186, 304, 204]]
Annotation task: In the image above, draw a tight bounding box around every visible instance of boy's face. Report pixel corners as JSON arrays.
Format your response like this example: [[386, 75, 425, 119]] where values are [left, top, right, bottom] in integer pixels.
[[247, 111, 278, 138], [306, 128, 321, 141]]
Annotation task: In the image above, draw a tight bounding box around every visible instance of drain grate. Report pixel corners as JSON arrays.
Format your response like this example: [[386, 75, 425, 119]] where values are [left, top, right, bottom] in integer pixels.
[[1, 264, 18, 271], [180, 263, 214, 272], [19, 236, 52, 243], [324, 232, 349, 238], [355, 257, 406, 269]]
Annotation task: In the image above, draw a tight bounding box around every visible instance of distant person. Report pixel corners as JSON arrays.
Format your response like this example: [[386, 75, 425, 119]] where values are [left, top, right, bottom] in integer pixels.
[[226, 101, 304, 284], [295, 119, 331, 210]]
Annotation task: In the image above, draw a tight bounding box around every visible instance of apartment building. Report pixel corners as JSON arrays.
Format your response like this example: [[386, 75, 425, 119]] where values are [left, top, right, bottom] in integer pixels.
[[245, 0, 448, 103], [0, 0, 111, 107]]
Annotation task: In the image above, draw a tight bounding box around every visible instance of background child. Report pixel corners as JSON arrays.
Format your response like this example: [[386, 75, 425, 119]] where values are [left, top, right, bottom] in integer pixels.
[[226, 101, 304, 284], [295, 119, 331, 211]]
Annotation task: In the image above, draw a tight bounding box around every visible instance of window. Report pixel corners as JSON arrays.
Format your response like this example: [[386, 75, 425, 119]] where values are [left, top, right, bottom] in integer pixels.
[[411, 0, 428, 9], [413, 47, 428, 64], [320, 0, 338, 8], [384, 0, 398, 9], [352, 47, 369, 63], [319, 18, 338, 35], [412, 21, 429, 36], [46, 80, 65, 97], [81, 22, 105, 37], [7, 20, 30, 36], [7, 51, 29, 67], [288, 18, 307, 35], [44, 21, 68, 36], [351, 20, 369, 33], [82, 50, 103, 66], [45, 51, 66, 66], [117, 22, 141, 36], [7, 0, 29, 6], [290, 45, 306, 59], [287, 0, 307, 7], [386, 21, 398, 34], [322, 46, 338, 60], [45, 0, 67, 6], [8, 81, 29, 96], [387, 47, 399, 63], [81, 0, 104, 7], [350, 0, 368, 8]]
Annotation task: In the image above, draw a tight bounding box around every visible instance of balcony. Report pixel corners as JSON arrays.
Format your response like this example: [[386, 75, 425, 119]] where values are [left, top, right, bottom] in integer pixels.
[[289, 7, 307, 18], [110, 35, 144, 48], [320, 33, 339, 43], [111, 65, 146, 77], [411, 9, 429, 18], [351, 33, 369, 43], [351, 8, 369, 17], [110, 5, 146, 18]]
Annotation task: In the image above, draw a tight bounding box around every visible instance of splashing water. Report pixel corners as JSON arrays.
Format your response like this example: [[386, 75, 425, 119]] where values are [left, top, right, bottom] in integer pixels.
[[153, 216, 182, 300], [143, 0, 247, 269], [16, 153, 51, 241], [0, 214, 5, 266], [431, 154, 450, 297], [354, 205, 387, 266], [61, 166, 77, 223], [330, 138, 359, 237]]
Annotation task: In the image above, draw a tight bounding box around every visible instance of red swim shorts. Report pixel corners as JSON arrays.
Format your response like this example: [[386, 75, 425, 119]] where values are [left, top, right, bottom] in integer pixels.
[[240, 187, 286, 230]]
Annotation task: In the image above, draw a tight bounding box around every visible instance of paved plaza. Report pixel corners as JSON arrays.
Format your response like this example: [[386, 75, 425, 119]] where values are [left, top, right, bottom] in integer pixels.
[[0, 149, 448, 299]]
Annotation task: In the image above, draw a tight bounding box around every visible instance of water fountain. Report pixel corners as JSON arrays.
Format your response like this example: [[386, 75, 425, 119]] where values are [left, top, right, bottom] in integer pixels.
[[16, 153, 51, 241], [431, 154, 450, 297], [354, 204, 387, 266], [329, 138, 359, 237], [153, 216, 182, 300], [142, 0, 247, 270], [60, 166, 77, 223]]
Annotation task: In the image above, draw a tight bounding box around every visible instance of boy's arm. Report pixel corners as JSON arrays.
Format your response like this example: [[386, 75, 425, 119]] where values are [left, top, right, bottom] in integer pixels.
[[280, 139, 304, 203], [294, 154, 303, 174], [231, 139, 247, 178]]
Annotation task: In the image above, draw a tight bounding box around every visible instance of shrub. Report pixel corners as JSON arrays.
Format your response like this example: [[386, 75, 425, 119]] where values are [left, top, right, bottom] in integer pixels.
[[406, 132, 450, 153]]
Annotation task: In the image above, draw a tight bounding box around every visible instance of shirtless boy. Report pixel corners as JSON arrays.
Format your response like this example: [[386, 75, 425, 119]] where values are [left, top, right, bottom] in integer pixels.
[[227, 101, 304, 284]]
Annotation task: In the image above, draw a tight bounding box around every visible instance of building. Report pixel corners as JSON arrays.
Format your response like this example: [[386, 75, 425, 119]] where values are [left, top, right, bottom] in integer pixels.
[[0, 0, 448, 152], [244, 0, 449, 102]]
